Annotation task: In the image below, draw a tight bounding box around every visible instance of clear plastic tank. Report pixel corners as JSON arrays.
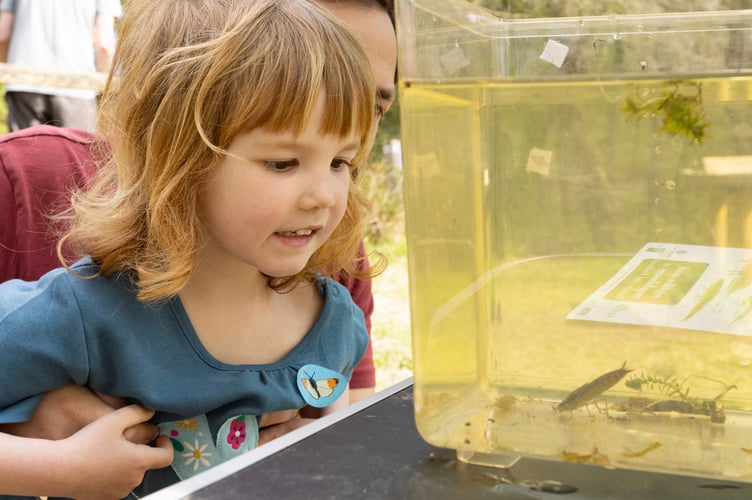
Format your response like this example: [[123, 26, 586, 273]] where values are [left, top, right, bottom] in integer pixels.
[[398, 0, 752, 481]]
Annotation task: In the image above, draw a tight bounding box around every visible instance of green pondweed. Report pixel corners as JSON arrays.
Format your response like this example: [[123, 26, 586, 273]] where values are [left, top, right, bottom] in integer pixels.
[[622, 80, 709, 144]]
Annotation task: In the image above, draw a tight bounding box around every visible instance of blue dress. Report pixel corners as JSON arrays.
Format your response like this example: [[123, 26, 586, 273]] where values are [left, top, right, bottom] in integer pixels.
[[0, 258, 368, 495]]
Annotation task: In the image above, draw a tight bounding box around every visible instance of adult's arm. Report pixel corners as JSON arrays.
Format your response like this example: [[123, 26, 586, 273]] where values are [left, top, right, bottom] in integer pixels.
[[92, 13, 116, 73], [0, 10, 13, 62], [0, 143, 17, 283], [5, 386, 333, 449], [0, 126, 98, 283], [0, 385, 157, 444], [341, 243, 377, 402]]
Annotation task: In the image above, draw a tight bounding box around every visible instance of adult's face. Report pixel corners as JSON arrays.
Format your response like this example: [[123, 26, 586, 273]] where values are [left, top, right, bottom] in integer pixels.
[[319, 1, 397, 143]]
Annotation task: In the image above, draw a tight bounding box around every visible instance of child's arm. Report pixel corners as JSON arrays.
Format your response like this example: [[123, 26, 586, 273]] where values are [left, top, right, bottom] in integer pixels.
[[0, 405, 173, 500]]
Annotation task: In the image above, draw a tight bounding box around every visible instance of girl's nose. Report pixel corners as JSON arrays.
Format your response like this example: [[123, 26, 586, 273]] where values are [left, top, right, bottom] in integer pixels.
[[299, 171, 338, 210]]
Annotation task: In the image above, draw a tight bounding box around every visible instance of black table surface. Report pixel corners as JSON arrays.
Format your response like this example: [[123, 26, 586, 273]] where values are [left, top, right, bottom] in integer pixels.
[[146, 379, 751, 499]]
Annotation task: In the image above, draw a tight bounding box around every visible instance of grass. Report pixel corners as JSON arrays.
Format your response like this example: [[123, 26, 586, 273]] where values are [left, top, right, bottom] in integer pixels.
[[369, 234, 413, 391], [360, 155, 413, 392]]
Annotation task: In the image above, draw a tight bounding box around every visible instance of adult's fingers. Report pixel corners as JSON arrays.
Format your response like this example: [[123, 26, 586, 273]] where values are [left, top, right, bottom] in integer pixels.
[[258, 409, 299, 427], [258, 417, 314, 445], [93, 389, 128, 409]]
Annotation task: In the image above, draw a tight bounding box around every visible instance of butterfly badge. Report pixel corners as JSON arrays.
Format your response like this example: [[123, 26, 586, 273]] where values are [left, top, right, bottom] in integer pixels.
[[296, 364, 347, 408]]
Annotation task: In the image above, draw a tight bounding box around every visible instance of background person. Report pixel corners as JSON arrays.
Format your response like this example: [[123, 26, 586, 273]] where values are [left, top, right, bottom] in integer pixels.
[[0, 0, 121, 131]]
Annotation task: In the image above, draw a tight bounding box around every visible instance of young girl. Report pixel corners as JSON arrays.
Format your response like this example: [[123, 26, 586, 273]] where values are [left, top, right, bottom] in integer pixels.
[[0, 0, 378, 498]]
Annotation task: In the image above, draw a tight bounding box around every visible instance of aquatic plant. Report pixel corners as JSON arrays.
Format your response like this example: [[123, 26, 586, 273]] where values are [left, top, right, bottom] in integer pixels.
[[623, 81, 708, 144]]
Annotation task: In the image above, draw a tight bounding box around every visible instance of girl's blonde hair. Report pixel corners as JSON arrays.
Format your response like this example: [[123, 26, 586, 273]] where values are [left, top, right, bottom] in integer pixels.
[[59, 0, 378, 302]]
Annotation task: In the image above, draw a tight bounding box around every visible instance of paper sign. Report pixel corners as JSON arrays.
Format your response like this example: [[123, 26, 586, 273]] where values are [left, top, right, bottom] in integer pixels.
[[567, 242, 752, 336]]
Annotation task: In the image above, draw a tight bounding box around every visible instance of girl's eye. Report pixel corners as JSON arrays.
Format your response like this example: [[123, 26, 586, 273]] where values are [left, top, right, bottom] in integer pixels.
[[332, 158, 353, 171], [264, 159, 298, 171]]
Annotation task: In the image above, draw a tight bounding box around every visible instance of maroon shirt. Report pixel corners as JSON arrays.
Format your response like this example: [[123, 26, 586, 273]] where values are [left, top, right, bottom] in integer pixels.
[[0, 125, 375, 389]]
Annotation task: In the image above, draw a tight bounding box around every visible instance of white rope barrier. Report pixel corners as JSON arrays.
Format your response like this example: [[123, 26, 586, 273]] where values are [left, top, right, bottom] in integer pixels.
[[0, 62, 106, 90]]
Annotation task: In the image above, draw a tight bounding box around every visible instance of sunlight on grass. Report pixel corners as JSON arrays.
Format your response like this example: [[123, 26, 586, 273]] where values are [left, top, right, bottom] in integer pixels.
[[368, 226, 413, 392]]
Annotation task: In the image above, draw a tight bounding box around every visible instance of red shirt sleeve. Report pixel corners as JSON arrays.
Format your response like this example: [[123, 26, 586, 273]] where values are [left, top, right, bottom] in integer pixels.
[[339, 242, 376, 389], [0, 125, 98, 283], [0, 152, 17, 283]]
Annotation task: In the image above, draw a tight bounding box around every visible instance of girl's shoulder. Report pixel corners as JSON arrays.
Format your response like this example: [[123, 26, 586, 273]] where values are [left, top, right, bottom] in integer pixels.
[[316, 275, 357, 302], [0, 257, 136, 317], [316, 276, 365, 320], [308, 275, 368, 344]]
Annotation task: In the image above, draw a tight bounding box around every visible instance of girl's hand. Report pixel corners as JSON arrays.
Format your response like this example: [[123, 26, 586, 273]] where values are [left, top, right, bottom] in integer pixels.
[[53, 405, 173, 500]]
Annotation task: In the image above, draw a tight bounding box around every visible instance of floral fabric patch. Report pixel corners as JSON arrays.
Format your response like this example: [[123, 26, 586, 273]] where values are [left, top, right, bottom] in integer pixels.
[[159, 414, 259, 480]]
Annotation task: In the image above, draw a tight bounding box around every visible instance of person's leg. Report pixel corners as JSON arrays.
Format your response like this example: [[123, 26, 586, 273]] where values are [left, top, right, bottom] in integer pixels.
[[4, 91, 49, 131], [48, 95, 98, 132]]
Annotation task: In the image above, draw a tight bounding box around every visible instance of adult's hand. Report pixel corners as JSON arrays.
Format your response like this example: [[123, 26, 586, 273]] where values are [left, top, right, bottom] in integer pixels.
[[5, 385, 348, 447], [256, 387, 351, 445], [257, 409, 315, 445], [0, 384, 158, 444]]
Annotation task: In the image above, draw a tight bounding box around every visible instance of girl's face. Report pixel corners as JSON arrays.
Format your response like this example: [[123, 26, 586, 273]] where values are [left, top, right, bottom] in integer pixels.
[[198, 94, 361, 279]]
